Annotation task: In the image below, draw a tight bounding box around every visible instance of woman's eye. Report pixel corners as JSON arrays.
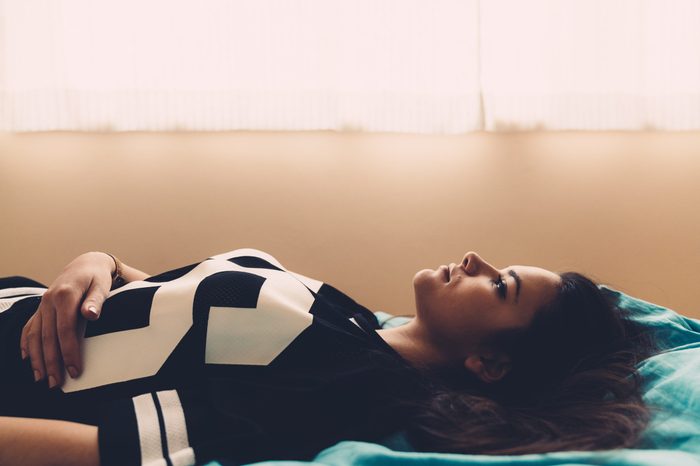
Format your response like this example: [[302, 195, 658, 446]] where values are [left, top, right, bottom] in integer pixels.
[[494, 276, 507, 298]]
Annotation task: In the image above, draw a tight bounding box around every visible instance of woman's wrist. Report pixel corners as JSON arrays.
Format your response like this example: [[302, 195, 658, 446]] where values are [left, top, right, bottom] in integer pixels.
[[82, 251, 124, 287], [83, 251, 117, 276], [88, 251, 149, 285], [102, 252, 125, 287]]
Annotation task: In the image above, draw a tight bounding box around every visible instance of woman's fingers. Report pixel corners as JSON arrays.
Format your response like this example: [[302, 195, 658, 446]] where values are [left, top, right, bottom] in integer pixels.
[[55, 277, 111, 379], [41, 283, 83, 388], [20, 313, 32, 360], [25, 310, 46, 383], [41, 291, 65, 388], [56, 293, 82, 380], [80, 276, 111, 321]]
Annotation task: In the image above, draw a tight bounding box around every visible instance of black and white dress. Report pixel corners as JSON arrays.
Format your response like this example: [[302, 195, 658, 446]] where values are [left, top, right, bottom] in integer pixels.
[[0, 249, 422, 466]]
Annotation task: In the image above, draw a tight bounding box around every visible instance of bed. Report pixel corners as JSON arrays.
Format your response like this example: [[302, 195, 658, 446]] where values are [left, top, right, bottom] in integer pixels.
[[208, 286, 700, 466]]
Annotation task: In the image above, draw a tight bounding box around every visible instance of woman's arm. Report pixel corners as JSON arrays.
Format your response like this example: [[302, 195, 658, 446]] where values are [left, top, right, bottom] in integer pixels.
[[20, 252, 149, 388], [0, 416, 99, 466], [114, 256, 150, 283]]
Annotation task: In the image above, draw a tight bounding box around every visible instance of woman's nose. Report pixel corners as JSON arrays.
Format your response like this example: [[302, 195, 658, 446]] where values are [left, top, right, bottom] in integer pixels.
[[462, 251, 496, 276], [462, 251, 480, 275]]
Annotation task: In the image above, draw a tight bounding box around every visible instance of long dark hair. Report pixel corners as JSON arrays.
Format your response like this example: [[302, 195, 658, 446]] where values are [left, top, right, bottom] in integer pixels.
[[381, 272, 656, 455]]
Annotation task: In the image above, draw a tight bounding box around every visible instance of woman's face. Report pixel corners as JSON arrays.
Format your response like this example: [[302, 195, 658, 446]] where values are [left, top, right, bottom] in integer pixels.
[[413, 251, 561, 357]]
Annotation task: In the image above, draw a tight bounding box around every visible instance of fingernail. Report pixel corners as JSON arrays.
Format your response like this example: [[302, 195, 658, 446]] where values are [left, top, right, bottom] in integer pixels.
[[67, 366, 78, 378], [48, 375, 57, 388], [88, 306, 99, 317], [21, 348, 26, 359], [34, 370, 41, 382]]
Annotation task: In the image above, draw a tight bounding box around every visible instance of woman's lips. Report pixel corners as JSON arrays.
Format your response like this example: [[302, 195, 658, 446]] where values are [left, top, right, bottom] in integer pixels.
[[440, 265, 449, 282]]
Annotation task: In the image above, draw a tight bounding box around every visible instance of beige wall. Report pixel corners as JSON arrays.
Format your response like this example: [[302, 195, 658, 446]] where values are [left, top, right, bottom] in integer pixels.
[[1, 131, 699, 318]]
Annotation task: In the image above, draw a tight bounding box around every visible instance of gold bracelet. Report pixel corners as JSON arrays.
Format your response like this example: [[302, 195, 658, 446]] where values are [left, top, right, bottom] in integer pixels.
[[104, 252, 125, 286]]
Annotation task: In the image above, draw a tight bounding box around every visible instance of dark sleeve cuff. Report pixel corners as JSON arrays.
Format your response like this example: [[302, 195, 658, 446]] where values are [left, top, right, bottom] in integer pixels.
[[98, 390, 196, 466]]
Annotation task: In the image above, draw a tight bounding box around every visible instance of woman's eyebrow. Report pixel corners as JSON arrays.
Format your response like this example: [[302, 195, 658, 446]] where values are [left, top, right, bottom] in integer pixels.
[[508, 269, 522, 304]]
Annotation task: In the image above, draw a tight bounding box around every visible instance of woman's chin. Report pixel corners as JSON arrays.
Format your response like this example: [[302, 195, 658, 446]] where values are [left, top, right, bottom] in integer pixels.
[[413, 268, 443, 304], [413, 268, 436, 287]]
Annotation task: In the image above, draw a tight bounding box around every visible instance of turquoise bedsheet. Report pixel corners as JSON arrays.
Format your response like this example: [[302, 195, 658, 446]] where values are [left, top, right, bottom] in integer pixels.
[[210, 286, 700, 466]]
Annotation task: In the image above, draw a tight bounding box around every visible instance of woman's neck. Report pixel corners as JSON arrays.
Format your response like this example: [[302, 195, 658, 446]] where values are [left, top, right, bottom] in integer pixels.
[[375, 317, 453, 370]]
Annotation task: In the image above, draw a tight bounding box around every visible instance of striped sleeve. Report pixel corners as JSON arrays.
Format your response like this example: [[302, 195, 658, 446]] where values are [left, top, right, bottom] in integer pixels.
[[99, 387, 268, 466], [97, 384, 323, 466], [99, 390, 197, 466]]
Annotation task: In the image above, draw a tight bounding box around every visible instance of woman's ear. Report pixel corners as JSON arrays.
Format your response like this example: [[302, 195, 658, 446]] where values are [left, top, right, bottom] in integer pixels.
[[464, 353, 512, 383]]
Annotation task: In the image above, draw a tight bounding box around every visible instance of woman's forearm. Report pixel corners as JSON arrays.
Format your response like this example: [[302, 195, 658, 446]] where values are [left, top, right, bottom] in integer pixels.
[[119, 260, 150, 282], [0, 417, 99, 466], [95, 252, 149, 283]]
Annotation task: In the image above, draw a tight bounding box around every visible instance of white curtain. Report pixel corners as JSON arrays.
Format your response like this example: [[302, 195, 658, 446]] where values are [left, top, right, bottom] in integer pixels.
[[0, 0, 698, 133]]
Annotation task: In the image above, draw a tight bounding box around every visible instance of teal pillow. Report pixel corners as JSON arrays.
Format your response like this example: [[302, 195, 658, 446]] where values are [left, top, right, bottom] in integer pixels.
[[599, 286, 700, 350], [374, 311, 412, 329], [598, 286, 700, 453]]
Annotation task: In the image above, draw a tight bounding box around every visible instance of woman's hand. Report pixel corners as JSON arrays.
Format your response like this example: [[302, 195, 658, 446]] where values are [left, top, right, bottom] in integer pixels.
[[20, 252, 115, 388]]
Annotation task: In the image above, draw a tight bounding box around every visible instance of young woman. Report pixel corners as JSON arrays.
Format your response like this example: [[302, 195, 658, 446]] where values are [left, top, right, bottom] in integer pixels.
[[0, 249, 653, 466]]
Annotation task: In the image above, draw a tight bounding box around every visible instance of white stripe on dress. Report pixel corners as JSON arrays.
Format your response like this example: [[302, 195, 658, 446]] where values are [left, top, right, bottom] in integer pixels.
[[0, 286, 47, 299], [157, 390, 196, 466], [132, 393, 167, 466], [0, 288, 47, 314]]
